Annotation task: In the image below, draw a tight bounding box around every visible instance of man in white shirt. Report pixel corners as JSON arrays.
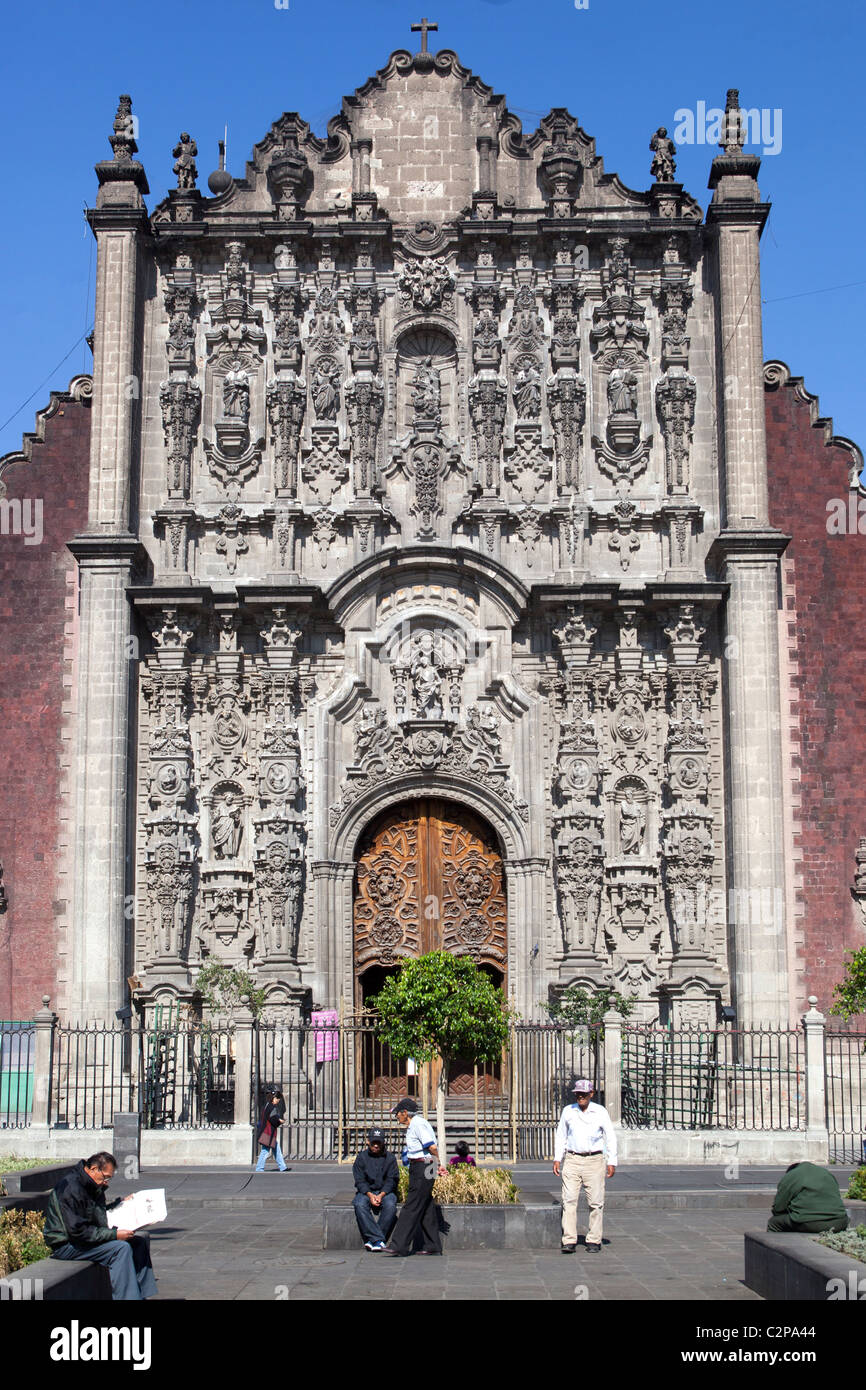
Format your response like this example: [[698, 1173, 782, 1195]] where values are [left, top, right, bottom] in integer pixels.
[[381, 1097, 446, 1257], [553, 1079, 618, 1254]]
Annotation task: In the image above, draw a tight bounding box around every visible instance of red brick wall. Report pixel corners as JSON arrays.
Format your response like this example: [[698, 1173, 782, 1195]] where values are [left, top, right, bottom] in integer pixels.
[[0, 384, 91, 1020], [765, 363, 866, 1019]]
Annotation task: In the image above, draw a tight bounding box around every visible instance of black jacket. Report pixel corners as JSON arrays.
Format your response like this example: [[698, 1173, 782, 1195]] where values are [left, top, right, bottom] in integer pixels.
[[353, 1148, 399, 1196], [43, 1160, 119, 1249]]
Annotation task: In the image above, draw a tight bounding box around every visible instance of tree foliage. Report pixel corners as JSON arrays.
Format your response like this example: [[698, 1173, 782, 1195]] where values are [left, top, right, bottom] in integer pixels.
[[194, 962, 265, 1020], [370, 951, 510, 1066], [830, 947, 866, 1021], [545, 984, 635, 1033]]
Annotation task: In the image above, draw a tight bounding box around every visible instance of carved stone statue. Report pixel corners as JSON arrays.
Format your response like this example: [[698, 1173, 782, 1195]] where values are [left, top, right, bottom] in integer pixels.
[[311, 358, 341, 420], [172, 132, 198, 190], [650, 127, 677, 183], [513, 358, 542, 419], [222, 360, 250, 421], [411, 357, 441, 424], [608, 358, 638, 417], [212, 793, 242, 860], [619, 789, 646, 855], [410, 634, 443, 717]]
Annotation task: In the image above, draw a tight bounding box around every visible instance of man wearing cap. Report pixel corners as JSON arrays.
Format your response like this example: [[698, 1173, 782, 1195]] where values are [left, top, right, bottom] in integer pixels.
[[553, 1079, 617, 1254], [381, 1097, 446, 1257], [352, 1127, 400, 1251]]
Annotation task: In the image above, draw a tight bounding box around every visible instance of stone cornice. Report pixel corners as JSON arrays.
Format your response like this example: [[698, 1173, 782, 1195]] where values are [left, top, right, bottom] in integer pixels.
[[67, 533, 148, 571], [707, 528, 790, 566]]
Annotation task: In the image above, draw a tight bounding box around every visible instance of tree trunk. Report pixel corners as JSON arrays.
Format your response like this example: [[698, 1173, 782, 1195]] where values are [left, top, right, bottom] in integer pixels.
[[436, 1059, 447, 1162]]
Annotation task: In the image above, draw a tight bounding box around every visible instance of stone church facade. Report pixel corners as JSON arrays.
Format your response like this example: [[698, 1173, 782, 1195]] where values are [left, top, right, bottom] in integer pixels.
[[4, 44, 863, 1030]]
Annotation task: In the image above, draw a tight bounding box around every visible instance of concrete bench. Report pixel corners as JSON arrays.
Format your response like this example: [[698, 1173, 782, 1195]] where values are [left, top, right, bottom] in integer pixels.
[[745, 1229, 866, 1301], [0, 1256, 112, 1301], [323, 1194, 561, 1250]]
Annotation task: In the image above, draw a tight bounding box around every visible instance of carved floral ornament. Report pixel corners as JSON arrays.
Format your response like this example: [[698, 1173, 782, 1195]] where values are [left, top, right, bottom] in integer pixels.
[[397, 257, 455, 312]]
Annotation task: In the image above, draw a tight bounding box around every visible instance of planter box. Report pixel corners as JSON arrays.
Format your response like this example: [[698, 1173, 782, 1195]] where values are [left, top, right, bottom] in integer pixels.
[[323, 1196, 561, 1250], [745, 1229, 866, 1301]]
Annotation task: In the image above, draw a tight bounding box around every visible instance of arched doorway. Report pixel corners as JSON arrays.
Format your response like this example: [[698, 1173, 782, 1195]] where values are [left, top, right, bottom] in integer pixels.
[[353, 798, 507, 1096]]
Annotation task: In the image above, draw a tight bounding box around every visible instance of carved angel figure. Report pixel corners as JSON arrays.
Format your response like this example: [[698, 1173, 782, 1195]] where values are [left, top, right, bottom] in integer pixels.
[[222, 360, 250, 421]]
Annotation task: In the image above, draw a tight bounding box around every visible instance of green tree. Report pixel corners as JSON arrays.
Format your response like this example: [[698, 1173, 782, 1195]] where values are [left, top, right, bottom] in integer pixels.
[[545, 984, 635, 1035], [194, 962, 266, 1020], [830, 947, 866, 1021], [369, 951, 511, 1159]]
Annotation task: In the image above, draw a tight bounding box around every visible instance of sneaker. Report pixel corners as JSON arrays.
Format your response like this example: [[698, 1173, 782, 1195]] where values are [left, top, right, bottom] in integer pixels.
[[372, 1242, 387, 1251], [364, 1241, 376, 1251]]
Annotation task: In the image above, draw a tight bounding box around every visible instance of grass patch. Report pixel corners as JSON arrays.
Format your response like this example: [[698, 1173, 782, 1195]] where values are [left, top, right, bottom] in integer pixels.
[[0, 1157, 53, 1174], [397, 1165, 519, 1205], [814, 1223, 866, 1265], [0, 1209, 50, 1277]]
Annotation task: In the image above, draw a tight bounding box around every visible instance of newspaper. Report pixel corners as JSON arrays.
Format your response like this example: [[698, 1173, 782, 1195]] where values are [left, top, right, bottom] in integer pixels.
[[108, 1189, 167, 1232]]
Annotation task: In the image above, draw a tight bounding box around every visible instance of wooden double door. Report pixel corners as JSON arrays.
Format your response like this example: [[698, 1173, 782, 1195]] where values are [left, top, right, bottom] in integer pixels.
[[354, 799, 507, 1095]]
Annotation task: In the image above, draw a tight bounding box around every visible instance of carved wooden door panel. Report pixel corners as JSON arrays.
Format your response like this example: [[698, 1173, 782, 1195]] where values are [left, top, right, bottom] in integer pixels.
[[354, 800, 507, 1097]]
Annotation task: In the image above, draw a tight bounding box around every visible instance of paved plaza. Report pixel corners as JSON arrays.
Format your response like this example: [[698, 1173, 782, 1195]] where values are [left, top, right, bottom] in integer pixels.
[[107, 1163, 855, 1302]]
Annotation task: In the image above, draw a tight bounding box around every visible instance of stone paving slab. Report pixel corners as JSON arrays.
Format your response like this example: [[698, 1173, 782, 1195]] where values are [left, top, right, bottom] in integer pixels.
[[145, 1202, 764, 1302]]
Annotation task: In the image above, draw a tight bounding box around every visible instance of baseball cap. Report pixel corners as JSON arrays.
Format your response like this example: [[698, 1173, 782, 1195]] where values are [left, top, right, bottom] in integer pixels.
[[572, 1079, 594, 1094], [390, 1096, 419, 1115], [368, 1127, 386, 1144]]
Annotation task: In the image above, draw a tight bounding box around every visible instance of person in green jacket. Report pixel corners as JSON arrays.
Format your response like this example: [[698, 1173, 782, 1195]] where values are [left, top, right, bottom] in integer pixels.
[[767, 1162, 849, 1233]]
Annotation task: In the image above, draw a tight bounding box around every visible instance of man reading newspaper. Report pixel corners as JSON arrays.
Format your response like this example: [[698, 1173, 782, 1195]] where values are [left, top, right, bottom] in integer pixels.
[[44, 1151, 160, 1300]]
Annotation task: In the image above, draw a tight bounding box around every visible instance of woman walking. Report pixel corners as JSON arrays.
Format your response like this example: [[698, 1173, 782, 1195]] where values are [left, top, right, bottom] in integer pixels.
[[255, 1086, 290, 1173]]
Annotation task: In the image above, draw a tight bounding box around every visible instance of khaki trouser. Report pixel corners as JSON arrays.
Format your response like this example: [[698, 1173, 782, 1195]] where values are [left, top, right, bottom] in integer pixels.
[[561, 1152, 606, 1247]]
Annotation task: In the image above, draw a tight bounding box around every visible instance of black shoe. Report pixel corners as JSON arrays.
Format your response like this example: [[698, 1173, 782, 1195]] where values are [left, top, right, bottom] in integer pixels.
[[418, 1249, 442, 1256], [561, 1244, 576, 1254], [379, 1248, 405, 1257], [585, 1242, 601, 1254]]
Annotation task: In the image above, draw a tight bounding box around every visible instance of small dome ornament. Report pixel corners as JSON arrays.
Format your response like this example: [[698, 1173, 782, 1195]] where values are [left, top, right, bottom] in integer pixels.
[[208, 138, 233, 196]]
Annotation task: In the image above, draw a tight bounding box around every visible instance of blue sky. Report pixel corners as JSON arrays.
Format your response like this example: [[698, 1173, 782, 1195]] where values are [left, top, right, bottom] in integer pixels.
[[1, 0, 863, 461]]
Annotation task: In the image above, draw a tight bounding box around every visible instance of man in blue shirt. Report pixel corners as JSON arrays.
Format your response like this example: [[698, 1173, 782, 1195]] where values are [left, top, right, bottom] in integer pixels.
[[381, 1097, 446, 1257]]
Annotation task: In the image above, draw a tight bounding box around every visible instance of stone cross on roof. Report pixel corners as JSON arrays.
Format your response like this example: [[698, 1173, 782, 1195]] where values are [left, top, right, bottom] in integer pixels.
[[411, 17, 438, 52]]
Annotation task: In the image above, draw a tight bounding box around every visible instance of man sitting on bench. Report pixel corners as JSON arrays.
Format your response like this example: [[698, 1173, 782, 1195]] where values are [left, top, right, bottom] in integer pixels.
[[44, 1151, 157, 1300]]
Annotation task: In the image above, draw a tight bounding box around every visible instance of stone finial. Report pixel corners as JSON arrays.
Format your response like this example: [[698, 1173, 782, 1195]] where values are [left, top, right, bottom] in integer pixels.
[[650, 126, 677, 183], [110, 94, 138, 162], [95, 93, 149, 197], [720, 89, 745, 154], [173, 132, 198, 191]]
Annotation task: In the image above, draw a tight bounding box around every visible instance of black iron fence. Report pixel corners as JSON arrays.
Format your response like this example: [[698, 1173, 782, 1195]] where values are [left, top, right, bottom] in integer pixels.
[[825, 1025, 866, 1163], [0, 1022, 35, 1128], [621, 1023, 805, 1130], [141, 1021, 235, 1130], [12, 1012, 865, 1161], [51, 1023, 134, 1129]]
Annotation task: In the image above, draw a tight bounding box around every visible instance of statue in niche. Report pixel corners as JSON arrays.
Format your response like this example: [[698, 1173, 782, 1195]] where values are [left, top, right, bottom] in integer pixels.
[[619, 789, 646, 855], [311, 358, 341, 420], [410, 357, 441, 423], [607, 358, 639, 417], [650, 127, 677, 183], [513, 357, 542, 419], [222, 360, 250, 421], [212, 792, 243, 860], [410, 634, 443, 717]]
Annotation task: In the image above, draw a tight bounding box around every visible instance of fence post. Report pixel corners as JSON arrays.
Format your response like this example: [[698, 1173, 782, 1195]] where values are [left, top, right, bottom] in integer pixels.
[[602, 1010, 622, 1124], [802, 996, 828, 1141], [232, 1000, 254, 1151], [31, 995, 56, 1133]]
